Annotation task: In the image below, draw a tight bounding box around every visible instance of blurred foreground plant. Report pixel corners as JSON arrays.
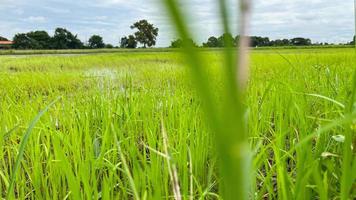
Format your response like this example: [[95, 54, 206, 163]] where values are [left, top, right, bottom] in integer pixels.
[[161, 0, 253, 199]]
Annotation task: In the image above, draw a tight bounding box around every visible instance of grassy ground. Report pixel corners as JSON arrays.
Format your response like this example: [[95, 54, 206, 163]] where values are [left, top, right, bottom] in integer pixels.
[[0, 48, 176, 56], [0, 45, 354, 56], [0, 48, 355, 199]]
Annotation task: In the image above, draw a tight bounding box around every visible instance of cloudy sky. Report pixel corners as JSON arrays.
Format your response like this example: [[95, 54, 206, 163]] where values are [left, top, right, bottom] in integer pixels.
[[0, 0, 354, 47]]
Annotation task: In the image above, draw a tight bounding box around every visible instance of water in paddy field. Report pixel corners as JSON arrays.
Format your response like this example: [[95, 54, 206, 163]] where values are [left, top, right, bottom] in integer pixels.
[[83, 68, 130, 93], [84, 68, 118, 80]]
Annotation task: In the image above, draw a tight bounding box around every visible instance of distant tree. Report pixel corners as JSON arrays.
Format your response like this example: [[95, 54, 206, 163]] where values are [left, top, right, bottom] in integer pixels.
[[12, 33, 38, 49], [88, 35, 105, 48], [130, 20, 159, 48], [290, 37, 311, 46], [105, 44, 114, 48], [26, 31, 51, 49], [202, 34, 235, 48], [12, 31, 51, 49], [0, 36, 8, 41], [250, 36, 270, 47], [170, 39, 183, 48], [270, 39, 290, 46], [120, 35, 137, 48], [170, 38, 198, 48], [203, 36, 219, 47], [51, 28, 83, 49], [217, 33, 235, 47], [281, 39, 291, 46]]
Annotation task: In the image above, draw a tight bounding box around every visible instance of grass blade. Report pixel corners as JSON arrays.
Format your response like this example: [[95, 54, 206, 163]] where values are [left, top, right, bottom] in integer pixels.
[[6, 97, 61, 199]]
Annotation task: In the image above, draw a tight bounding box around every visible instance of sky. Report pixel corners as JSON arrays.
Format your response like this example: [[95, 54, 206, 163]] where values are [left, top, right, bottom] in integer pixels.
[[0, 0, 355, 47]]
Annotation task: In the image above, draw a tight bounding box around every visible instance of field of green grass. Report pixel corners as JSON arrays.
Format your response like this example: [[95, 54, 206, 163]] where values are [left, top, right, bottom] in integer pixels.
[[0, 48, 355, 199], [0, 45, 354, 56]]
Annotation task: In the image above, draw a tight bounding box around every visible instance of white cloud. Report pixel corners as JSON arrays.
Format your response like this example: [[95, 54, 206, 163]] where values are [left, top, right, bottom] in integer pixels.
[[99, 0, 126, 5], [23, 16, 47, 23]]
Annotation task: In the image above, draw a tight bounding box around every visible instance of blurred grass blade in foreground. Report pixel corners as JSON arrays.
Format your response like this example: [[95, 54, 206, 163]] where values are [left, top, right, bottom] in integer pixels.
[[161, 0, 252, 199]]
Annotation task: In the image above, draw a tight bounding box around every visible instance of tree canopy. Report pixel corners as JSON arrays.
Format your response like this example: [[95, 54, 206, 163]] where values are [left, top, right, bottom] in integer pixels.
[[130, 20, 159, 48], [170, 38, 198, 48], [170, 39, 183, 48], [105, 44, 114, 48], [250, 36, 270, 47], [197, 34, 318, 48], [0, 36, 8, 41], [12, 31, 51, 49], [3, 22, 354, 50], [290, 37, 312, 46], [88, 35, 105, 48], [12, 34, 34, 49], [11, 28, 84, 49], [217, 33, 235, 47], [120, 35, 137, 48], [51, 28, 83, 49], [203, 36, 219, 47], [26, 31, 51, 49]]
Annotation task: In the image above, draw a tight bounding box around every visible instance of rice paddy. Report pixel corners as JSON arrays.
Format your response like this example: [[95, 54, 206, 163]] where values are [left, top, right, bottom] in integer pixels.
[[0, 48, 355, 199]]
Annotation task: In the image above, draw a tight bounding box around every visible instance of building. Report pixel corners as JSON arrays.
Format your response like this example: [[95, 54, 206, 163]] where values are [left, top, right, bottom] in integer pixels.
[[0, 41, 13, 49]]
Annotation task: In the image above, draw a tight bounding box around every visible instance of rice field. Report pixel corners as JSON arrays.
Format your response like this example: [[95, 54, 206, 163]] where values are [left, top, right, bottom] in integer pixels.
[[0, 48, 355, 199]]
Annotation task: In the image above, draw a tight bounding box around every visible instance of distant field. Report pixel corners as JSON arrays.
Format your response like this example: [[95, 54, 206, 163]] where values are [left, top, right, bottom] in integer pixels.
[[0, 45, 354, 56], [0, 48, 175, 55], [0, 48, 355, 199]]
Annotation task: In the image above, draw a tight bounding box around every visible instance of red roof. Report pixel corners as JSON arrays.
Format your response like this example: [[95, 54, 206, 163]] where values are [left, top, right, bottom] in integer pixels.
[[0, 41, 13, 45]]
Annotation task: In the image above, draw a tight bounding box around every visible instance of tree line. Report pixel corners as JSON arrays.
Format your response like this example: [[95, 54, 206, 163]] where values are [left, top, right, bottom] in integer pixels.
[[0, 19, 159, 50], [1, 19, 355, 49], [170, 33, 356, 48]]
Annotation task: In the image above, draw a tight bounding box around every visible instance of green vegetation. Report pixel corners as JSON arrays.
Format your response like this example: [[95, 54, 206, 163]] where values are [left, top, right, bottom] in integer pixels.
[[120, 35, 138, 49], [88, 35, 105, 49], [0, 47, 355, 199], [7, 19, 159, 50], [0, 36, 9, 41], [130, 20, 159, 48]]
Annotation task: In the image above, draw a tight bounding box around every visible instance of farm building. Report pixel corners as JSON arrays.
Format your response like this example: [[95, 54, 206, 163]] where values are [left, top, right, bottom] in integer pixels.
[[0, 41, 13, 49]]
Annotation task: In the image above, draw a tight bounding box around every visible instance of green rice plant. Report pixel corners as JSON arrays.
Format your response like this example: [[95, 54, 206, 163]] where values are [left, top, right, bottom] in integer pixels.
[[0, 46, 355, 199], [6, 97, 60, 199]]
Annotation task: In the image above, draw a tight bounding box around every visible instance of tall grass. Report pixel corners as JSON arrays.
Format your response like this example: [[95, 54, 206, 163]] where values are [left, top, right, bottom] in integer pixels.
[[0, 46, 355, 198]]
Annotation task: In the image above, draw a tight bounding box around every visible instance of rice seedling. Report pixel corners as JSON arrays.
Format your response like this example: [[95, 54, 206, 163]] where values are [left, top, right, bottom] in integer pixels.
[[0, 47, 354, 199]]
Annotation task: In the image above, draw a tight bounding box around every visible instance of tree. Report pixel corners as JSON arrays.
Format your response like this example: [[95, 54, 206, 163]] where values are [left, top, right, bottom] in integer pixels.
[[290, 37, 311, 46], [217, 33, 235, 47], [12, 31, 51, 49], [105, 44, 114, 48], [88, 35, 105, 48], [12, 33, 38, 49], [250, 36, 270, 47], [170, 38, 198, 48], [170, 39, 183, 48], [51, 28, 83, 49], [270, 39, 290, 46], [26, 31, 51, 49], [120, 35, 137, 48], [203, 36, 219, 47], [0, 36, 8, 41], [130, 20, 159, 48]]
